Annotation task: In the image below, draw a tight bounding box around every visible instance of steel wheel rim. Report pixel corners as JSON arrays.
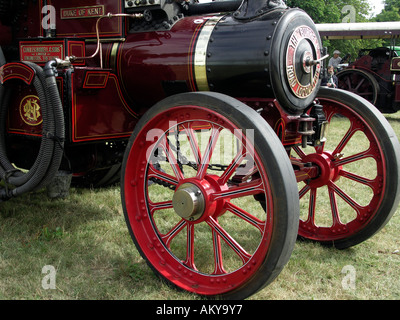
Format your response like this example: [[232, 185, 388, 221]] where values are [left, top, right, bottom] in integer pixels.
[[294, 99, 385, 241], [123, 105, 275, 296]]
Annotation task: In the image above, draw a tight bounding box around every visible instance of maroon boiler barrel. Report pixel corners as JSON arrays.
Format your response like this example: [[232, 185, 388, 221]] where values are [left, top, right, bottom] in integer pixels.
[[117, 8, 323, 114]]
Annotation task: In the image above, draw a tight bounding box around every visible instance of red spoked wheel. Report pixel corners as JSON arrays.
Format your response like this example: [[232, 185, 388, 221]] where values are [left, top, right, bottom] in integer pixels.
[[121, 92, 299, 299], [294, 87, 400, 249]]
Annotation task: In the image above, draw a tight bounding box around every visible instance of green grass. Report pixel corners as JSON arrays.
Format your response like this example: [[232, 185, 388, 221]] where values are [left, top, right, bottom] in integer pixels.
[[0, 112, 399, 300]]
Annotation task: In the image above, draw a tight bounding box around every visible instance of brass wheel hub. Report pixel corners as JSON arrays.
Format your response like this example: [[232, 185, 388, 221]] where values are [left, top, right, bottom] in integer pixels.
[[172, 183, 205, 221]]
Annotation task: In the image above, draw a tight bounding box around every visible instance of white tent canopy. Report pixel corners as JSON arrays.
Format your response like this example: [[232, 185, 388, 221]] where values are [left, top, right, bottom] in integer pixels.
[[316, 21, 400, 39]]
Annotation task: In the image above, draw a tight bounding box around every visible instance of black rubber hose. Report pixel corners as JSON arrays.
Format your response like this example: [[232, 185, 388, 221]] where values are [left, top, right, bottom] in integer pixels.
[[0, 53, 65, 200], [33, 60, 65, 190], [0, 67, 53, 187]]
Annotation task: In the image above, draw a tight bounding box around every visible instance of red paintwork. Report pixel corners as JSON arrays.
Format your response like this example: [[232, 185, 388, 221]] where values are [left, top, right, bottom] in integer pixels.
[[238, 98, 304, 146], [3, 68, 65, 137], [15, 0, 123, 39], [7, 11, 209, 141], [5, 1, 304, 145], [0, 63, 41, 136], [117, 17, 207, 108], [82, 70, 110, 89], [0, 62, 35, 85], [0, 23, 11, 45], [350, 55, 392, 82], [71, 68, 138, 142]]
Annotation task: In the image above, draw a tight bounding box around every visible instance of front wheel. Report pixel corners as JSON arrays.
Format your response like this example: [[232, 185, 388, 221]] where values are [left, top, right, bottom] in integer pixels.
[[294, 87, 400, 249], [121, 92, 299, 299]]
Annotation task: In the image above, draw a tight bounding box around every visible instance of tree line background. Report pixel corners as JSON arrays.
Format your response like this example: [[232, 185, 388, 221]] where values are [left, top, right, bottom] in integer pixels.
[[286, 0, 400, 64]]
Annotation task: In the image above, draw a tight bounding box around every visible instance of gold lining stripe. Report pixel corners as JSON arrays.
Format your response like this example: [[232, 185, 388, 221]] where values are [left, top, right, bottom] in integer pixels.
[[194, 16, 223, 91], [110, 42, 119, 73]]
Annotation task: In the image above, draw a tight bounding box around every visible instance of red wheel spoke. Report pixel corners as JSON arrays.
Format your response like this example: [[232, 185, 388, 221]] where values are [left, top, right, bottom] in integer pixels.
[[334, 149, 372, 167], [225, 201, 265, 234], [354, 78, 365, 91], [324, 109, 336, 122], [211, 179, 264, 201], [304, 187, 317, 226], [332, 124, 358, 156], [339, 169, 377, 190], [345, 77, 352, 90], [206, 217, 251, 264], [217, 149, 246, 185], [329, 181, 363, 214], [160, 136, 185, 181], [292, 146, 307, 159], [299, 184, 311, 199], [181, 123, 202, 167], [160, 219, 187, 248], [184, 223, 197, 270], [327, 185, 343, 227], [196, 125, 222, 180], [148, 200, 173, 215], [148, 164, 179, 186], [211, 229, 227, 275]]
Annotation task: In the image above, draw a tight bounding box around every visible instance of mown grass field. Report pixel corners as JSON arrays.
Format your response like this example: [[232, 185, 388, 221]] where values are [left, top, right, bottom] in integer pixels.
[[0, 112, 399, 300]]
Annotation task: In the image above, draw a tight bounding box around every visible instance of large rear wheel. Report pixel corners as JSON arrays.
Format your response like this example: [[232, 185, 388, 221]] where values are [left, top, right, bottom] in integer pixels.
[[121, 92, 299, 299], [294, 87, 400, 249]]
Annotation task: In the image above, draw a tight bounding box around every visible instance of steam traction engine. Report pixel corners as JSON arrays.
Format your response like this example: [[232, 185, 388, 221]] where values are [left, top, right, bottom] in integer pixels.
[[337, 47, 400, 113], [0, 0, 399, 299]]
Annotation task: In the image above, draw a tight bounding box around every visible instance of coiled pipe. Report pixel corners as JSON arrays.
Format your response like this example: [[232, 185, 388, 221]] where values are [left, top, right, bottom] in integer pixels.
[[0, 50, 65, 201]]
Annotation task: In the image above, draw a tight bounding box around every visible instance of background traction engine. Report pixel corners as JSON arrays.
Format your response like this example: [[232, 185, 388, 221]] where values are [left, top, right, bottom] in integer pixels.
[[337, 47, 400, 113], [0, 0, 399, 299]]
